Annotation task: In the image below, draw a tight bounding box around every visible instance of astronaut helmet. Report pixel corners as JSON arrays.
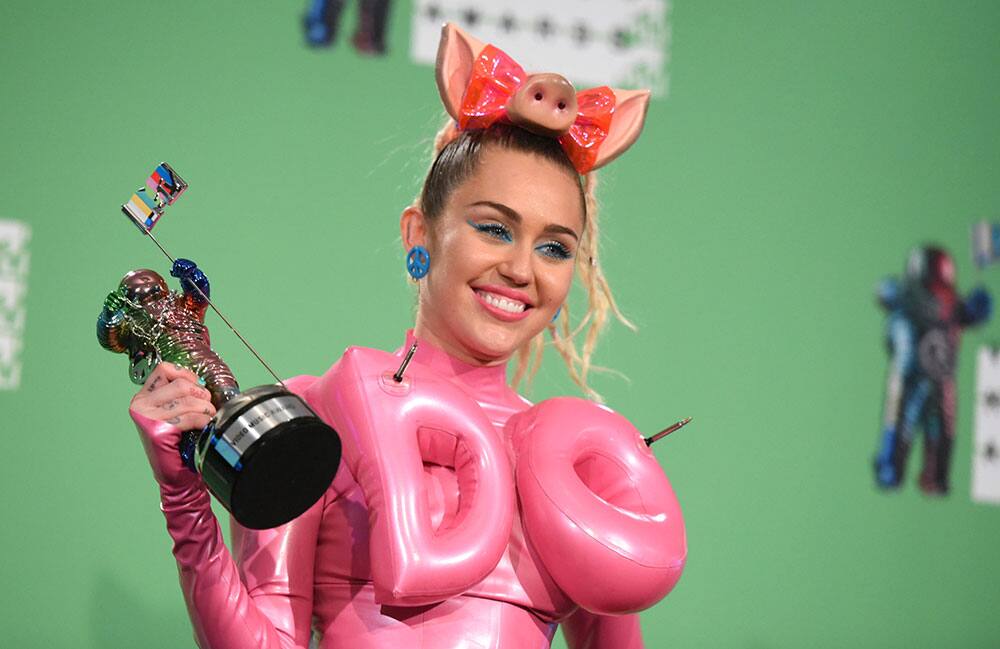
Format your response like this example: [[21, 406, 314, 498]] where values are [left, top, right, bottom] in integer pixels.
[[905, 246, 955, 289], [121, 268, 168, 303]]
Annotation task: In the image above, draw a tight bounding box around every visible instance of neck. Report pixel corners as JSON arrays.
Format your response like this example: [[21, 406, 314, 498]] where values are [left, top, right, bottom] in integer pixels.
[[412, 317, 509, 368], [395, 329, 531, 426], [400, 328, 509, 391]]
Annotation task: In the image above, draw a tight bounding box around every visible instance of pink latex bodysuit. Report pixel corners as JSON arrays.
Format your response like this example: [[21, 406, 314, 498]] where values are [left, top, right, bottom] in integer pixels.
[[135, 331, 686, 648]]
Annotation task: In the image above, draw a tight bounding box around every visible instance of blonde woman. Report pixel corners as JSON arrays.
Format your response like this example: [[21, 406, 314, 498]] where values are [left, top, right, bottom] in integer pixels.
[[127, 23, 686, 649]]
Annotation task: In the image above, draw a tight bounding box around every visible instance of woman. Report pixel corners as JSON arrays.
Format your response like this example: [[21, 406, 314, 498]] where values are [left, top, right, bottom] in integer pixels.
[[128, 23, 686, 649]]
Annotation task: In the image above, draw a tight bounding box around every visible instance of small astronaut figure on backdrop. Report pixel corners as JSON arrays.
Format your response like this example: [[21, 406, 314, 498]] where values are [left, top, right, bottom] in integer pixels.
[[874, 245, 991, 494]]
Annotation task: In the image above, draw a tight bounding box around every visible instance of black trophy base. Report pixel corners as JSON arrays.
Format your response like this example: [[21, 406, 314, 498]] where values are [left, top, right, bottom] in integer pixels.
[[197, 385, 342, 530]]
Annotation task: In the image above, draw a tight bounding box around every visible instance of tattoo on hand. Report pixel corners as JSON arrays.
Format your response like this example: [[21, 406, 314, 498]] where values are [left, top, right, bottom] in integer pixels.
[[167, 416, 181, 425], [147, 376, 162, 392], [165, 400, 177, 410]]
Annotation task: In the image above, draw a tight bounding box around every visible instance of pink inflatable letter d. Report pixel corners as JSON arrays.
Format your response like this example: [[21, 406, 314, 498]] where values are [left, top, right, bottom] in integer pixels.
[[316, 347, 515, 606]]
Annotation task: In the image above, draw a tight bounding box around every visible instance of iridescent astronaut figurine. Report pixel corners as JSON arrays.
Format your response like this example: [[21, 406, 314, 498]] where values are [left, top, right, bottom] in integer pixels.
[[874, 246, 992, 494], [97, 259, 238, 406]]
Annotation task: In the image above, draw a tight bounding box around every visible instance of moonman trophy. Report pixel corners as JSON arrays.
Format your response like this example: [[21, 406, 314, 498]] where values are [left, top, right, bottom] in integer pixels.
[[97, 163, 341, 529]]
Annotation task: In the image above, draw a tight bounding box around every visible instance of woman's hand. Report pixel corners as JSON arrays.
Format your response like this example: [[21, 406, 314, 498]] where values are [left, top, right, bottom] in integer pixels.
[[128, 362, 216, 489]]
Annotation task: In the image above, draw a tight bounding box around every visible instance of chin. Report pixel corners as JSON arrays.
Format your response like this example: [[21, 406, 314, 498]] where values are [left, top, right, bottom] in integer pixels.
[[463, 321, 529, 363]]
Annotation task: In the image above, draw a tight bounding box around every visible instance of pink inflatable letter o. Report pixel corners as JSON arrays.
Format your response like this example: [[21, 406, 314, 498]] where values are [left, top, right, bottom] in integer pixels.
[[508, 397, 686, 614]]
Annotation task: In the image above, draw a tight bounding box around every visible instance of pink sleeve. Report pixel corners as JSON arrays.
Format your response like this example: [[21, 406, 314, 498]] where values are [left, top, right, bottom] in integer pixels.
[[161, 482, 324, 648], [153, 374, 328, 648], [562, 610, 644, 649]]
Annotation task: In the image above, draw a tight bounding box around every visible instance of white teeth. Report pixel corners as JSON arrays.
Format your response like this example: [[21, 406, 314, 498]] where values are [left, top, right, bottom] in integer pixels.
[[476, 290, 527, 313]]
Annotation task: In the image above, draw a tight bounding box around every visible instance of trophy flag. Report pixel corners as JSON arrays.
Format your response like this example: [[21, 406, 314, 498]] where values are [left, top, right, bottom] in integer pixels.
[[122, 162, 188, 232]]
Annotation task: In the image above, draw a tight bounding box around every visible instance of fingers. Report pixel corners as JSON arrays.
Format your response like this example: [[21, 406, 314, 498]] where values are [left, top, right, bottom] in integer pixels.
[[142, 362, 201, 394], [148, 379, 212, 406], [158, 410, 215, 432], [130, 363, 215, 429], [143, 395, 215, 431], [151, 395, 216, 418]]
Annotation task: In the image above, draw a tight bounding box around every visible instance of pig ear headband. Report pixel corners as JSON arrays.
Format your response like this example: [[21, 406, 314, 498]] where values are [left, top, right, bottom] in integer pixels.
[[435, 22, 651, 174]]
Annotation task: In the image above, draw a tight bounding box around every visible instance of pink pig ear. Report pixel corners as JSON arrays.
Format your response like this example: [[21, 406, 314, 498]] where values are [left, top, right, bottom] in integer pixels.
[[590, 89, 652, 171], [435, 22, 487, 121]]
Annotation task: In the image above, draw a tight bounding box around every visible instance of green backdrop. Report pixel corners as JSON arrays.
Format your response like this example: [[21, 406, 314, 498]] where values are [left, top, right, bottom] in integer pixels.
[[2, 1, 999, 646]]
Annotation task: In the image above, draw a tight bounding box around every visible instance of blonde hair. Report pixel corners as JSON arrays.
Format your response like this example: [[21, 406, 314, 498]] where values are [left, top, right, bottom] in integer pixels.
[[414, 119, 635, 402]]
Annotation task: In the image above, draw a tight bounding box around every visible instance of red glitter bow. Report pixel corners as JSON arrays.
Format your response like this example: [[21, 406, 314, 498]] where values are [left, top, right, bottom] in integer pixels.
[[457, 44, 616, 175]]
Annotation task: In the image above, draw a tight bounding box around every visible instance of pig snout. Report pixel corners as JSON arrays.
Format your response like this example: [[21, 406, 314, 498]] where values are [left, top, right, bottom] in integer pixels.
[[507, 73, 578, 136]]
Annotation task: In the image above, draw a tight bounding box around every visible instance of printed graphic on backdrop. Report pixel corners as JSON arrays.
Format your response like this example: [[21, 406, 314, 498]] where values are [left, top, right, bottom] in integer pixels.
[[972, 347, 1000, 504], [303, 0, 392, 54], [0, 220, 30, 390], [873, 246, 992, 495], [410, 0, 671, 97], [971, 220, 1000, 268]]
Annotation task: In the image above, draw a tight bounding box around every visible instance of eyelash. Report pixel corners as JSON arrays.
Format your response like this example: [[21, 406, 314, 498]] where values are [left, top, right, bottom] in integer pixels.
[[467, 220, 574, 260], [470, 221, 513, 243], [538, 241, 572, 260]]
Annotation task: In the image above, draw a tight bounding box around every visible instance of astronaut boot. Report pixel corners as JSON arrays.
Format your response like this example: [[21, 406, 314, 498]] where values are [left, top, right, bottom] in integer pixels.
[[874, 427, 906, 489], [352, 0, 389, 55], [303, 0, 345, 47], [919, 437, 951, 495]]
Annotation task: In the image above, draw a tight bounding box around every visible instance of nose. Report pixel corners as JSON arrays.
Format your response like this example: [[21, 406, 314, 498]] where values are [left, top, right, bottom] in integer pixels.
[[497, 243, 533, 287], [507, 73, 578, 137]]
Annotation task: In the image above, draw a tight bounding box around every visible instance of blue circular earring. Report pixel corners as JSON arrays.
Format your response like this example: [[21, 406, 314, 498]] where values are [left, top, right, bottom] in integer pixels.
[[406, 245, 430, 279]]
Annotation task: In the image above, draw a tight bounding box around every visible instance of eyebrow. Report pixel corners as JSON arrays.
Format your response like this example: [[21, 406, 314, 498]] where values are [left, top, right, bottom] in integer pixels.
[[468, 200, 579, 241]]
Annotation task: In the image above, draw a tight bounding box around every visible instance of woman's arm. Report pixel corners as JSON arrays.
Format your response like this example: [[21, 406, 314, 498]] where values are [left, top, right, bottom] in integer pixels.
[[130, 366, 325, 648], [158, 466, 323, 648]]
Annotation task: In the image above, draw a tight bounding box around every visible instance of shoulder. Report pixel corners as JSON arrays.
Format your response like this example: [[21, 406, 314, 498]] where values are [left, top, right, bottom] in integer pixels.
[[280, 345, 370, 403], [282, 373, 322, 396]]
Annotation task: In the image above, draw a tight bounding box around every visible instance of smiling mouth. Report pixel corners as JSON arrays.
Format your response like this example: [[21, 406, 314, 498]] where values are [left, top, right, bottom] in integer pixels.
[[474, 289, 529, 314]]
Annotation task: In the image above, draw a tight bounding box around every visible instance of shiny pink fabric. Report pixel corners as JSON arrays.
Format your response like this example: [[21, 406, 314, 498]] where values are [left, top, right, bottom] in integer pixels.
[[136, 332, 684, 648], [459, 44, 526, 130], [308, 345, 516, 606], [509, 398, 686, 614]]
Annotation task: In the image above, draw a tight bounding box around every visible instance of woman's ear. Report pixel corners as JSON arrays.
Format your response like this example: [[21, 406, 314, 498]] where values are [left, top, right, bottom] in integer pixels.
[[400, 206, 429, 251]]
